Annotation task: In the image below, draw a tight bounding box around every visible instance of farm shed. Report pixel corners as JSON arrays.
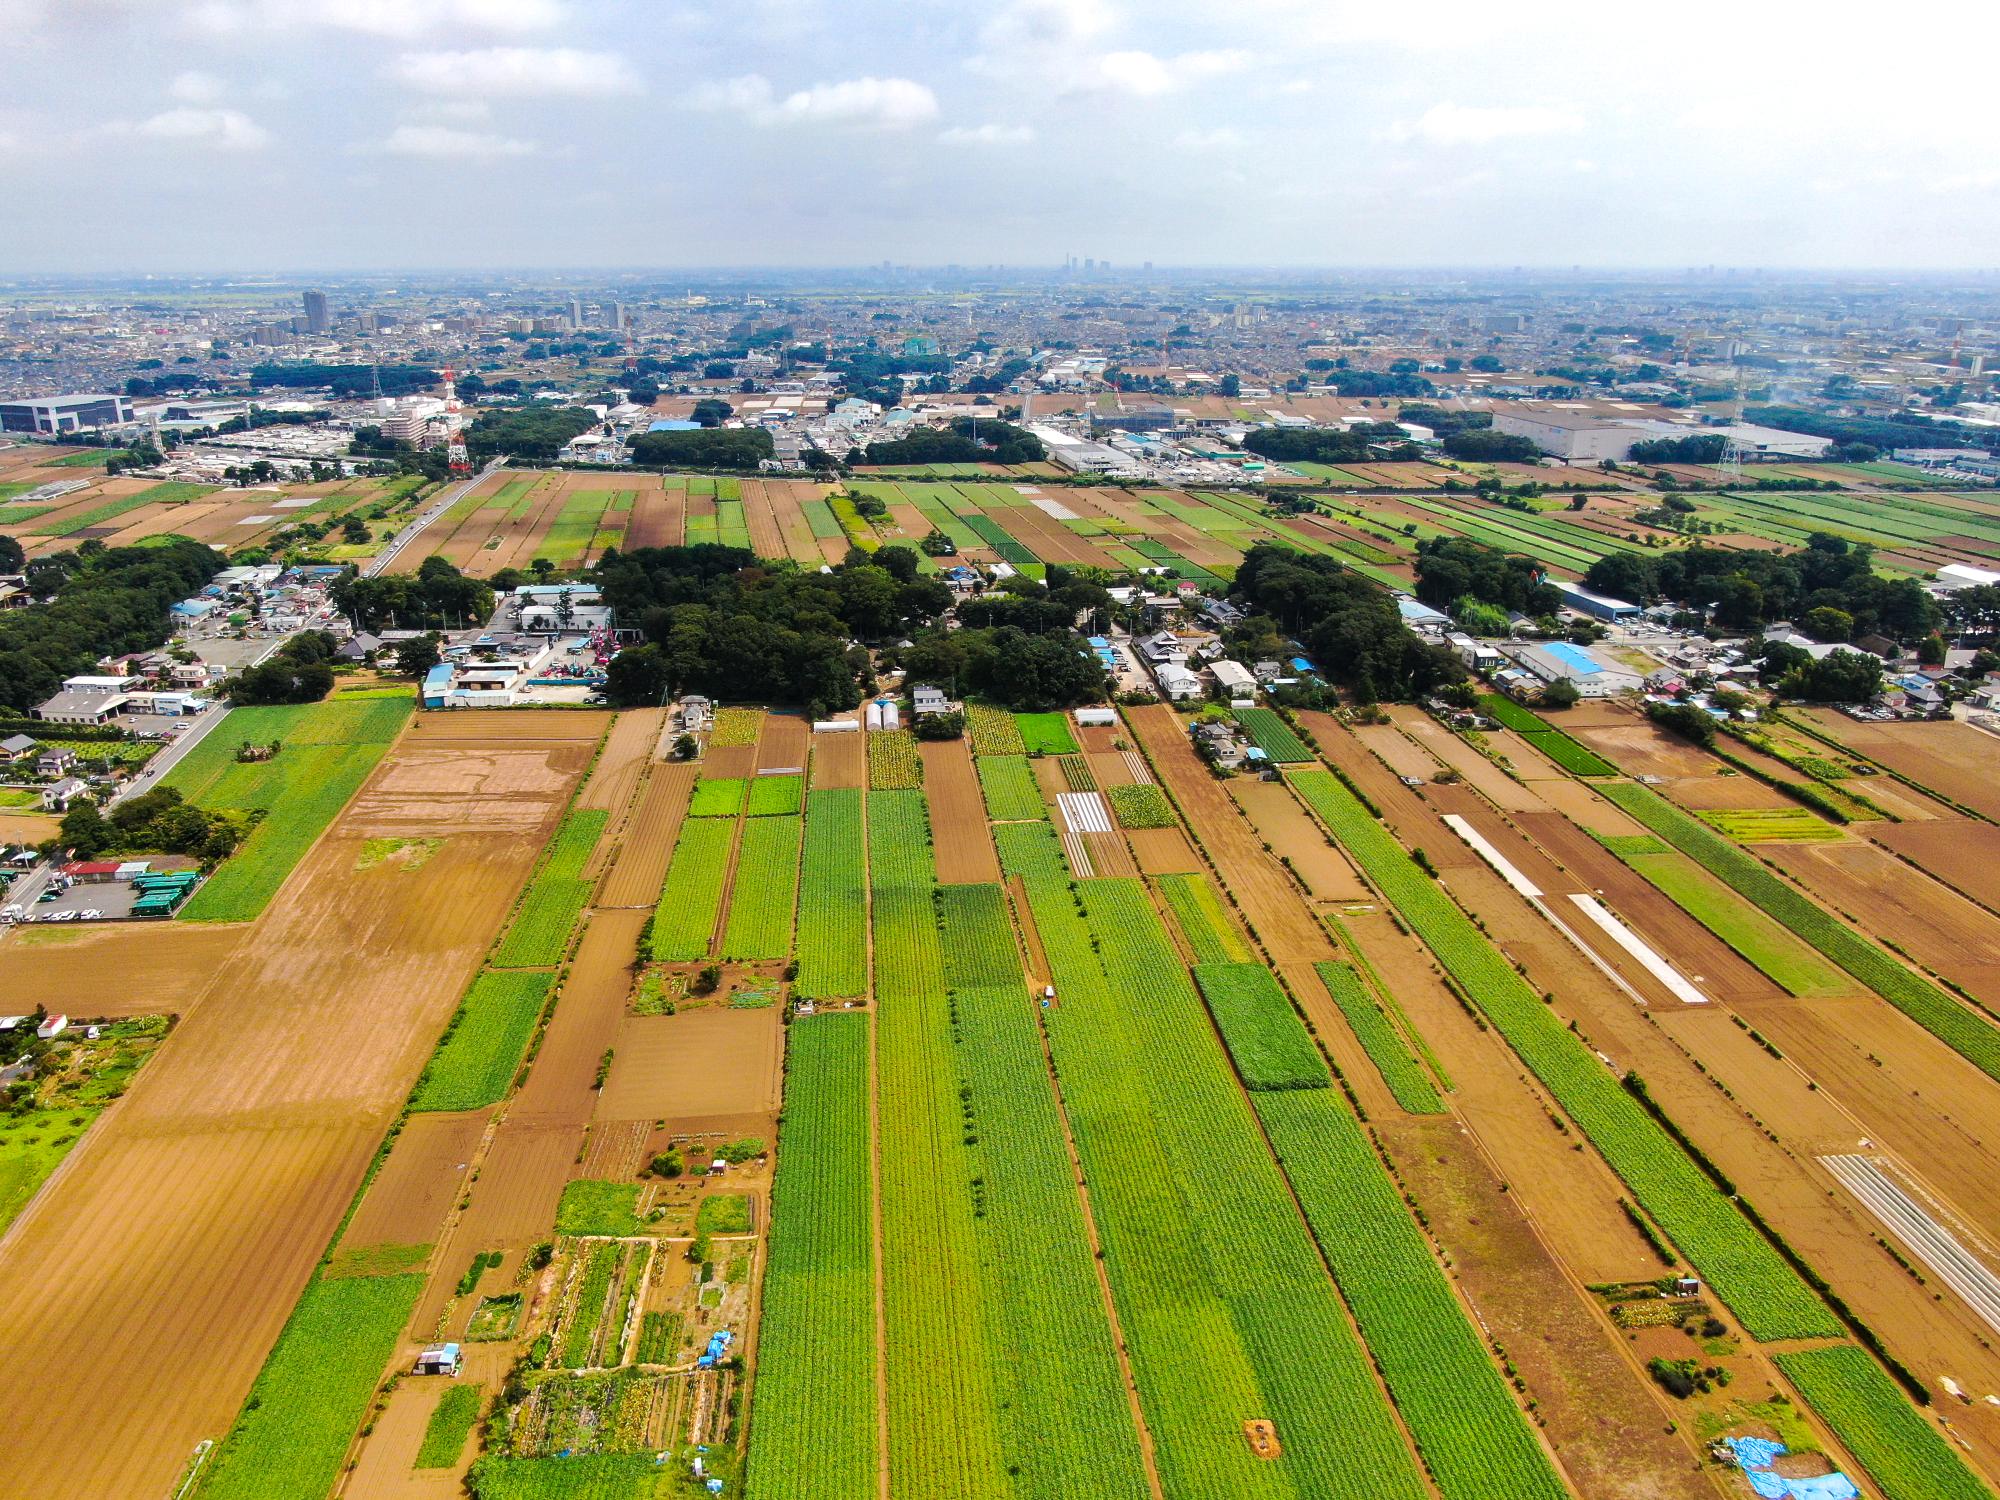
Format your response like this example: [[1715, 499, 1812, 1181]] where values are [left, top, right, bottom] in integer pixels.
[[413, 1343, 462, 1376]]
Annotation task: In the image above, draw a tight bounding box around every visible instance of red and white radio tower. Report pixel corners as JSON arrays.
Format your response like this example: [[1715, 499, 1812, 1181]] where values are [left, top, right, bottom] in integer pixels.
[[442, 365, 472, 476]]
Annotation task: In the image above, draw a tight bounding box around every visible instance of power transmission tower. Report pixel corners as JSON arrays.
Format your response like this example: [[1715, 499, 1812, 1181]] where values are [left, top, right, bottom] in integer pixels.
[[1714, 368, 1747, 483]]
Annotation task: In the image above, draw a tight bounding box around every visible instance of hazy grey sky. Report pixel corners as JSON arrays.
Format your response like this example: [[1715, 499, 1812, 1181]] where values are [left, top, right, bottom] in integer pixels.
[[2, 0, 1995, 273]]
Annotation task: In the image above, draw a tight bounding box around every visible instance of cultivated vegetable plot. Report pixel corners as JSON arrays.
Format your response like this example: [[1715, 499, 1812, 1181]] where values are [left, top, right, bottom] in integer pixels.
[[1772, 1347, 1992, 1500], [1107, 782, 1176, 829], [1155, 872, 1253, 963], [710, 707, 764, 747], [974, 755, 1045, 821], [1284, 767, 1844, 1342], [416, 1384, 482, 1468], [867, 793, 1009, 1497], [490, 807, 607, 968], [1000, 825, 1432, 1500], [966, 703, 1026, 756], [935, 884, 1152, 1499], [745, 773, 804, 817], [1474, 695, 1617, 777], [192, 1272, 425, 1500], [721, 815, 802, 961], [1600, 781, 2000, 1084], [688, 777, 747, 818], [1231, 706, 1315, 763], [1191, 964, 1330, 1091], [744, 1015, 878, 1500], [649, 818, 736, 961], [1014, 712, 1079, 756], [793, 790, 866, 998], [1312, 960, 1443, 1113], [868, 729, 922, 789], [410, 970, 553, 1111]]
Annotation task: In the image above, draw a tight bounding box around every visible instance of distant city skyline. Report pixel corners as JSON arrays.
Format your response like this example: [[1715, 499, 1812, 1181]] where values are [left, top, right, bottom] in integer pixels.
[[2, 1, 1997, 274]]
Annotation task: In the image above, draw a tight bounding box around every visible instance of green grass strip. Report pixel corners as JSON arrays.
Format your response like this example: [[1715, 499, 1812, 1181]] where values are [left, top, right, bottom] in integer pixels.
[[1313, 960, 1444, 1113], [1232, 706, 1315, 763], [1156, 872, 1253, 963], [721, 815, 801, 961], [746, 773, 803, 817], [1616, 849, 1851, 999], [1191, 963, 1331, 1091], [689, 776, 746, 817], [416, 1384, 482, 1468], [1014, 711, 1078, 756], [488, 807, 606, 968]]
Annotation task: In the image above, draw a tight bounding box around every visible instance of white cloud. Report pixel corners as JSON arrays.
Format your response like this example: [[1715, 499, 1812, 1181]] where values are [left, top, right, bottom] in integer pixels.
[[405, 99, 494, 125], [694, 74, 940, 131], [1173, 126, 1244, 149], [1386, 102, 1585, 146], [124, 106, 271, 150], [376, 123, 538, 158], [970, 0, 1249, 95], [189, 0, 562, 38], [938, 122, 1035, 147], [389, 46, 640, 97], [168, 70, 225, 104]]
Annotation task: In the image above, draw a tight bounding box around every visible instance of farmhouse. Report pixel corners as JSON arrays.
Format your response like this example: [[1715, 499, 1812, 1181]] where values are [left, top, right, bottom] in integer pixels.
[[0, 733, 40, 765], [1208, 659, 1258, 698], [1154, 662, 1202, 701]]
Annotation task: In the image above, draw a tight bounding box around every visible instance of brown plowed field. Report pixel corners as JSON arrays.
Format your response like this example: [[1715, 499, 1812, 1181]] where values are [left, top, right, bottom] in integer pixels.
[[487, 475, 573, 575], [598, 1007, 784, 1127], [1226, 778, 1370, 901], [756, 711, 810, 773], [703, 744, 756, 780], [993, 505, 1113, 567], [599, 764, 694, 909], [0, 723, 592, 1500], [411, 1119, 583, 1331], [811, 731, 864, 788], [1761, 838, 2000, 1014], [578, 708, 666, 814], [0, 921, 245, 1014], [762, 480, 829, 564], [922, 740, 1001, 884], [624, 482, 685, 550], [1085, 749, 1136, 787], [1125, 825, 1204, 874], [1796, 712, 2000, 821], [514, 908, 651, 1123], [343, 1110, 492, 1251], [1387, 707, 1550, 812], [1870, 819, 2000, 912], [1124, 705, 1333, 964], [344, 1380, 472, 1499], [0, 809, 59, 843], [1569, 720, 1732, 779], [739, 479, 789, 557]]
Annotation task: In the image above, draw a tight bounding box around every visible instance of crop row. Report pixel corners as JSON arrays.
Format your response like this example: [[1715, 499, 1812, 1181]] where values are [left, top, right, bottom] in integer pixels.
[[490, 807, 608, 967], [1285, 767, 1843, 1342], [1600, 781, 2000, 1084], [974, 755, 1045, 821], [1520, 729, 1618, 777], [1231, 706, 1315, 763], [1190, 964, 1331, 1091], [743, 1014, 878, 1500], [997, 822, 1431, 1500], [966, 703, 1025, 756], [866, 791, 1010, 1498], [793, 790, 866, 998], [1013, 712, 1078, 756], [649, 818, 735, 961], [934, 883, 1152, 1499], [1613, 846, 1850, 999], [746, 773, 804, 817], [1187, 964, 1567, 1499], [721, 815, 802, 961], [1772, 1347, 1991, 1500], [410, 971, 553, 1112], [868, 729, 922, 790], [710, 706, 764, 747], [1155, 872, 1253, 963], [688, 776, 747, 818], [1313, 960, 1444, 1113], [1107, 782, 1176, 828]]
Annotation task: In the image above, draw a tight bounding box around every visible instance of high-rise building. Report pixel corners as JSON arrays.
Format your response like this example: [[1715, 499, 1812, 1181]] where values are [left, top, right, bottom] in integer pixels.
[[302, 289, 329, 334], [569, 297, 584, 329], [612, 302, 629, 332]]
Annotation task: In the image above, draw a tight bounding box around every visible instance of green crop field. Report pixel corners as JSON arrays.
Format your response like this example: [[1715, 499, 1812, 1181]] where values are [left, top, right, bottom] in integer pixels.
[[193, 1271, 424, 1500], [1285, 767, 1846, 1344], [1601, 782, 2000, 1084], [1156, 873, 1253, 963], [555, 1180, 646, 1237], [167, 697, 411, 922], [410, 971, 553, 1111], [489, 807, 605, 968], [650, 818, 735, 961], [1232, 706, 1315, 763], [1613, 847, 1851, 998], [744, 1015, 878, 1500], [1014, 712, 1079, 756], [1313, 960, 1444, 1113], [745, 773, 803, 817], [966, 703, 1026, 755], [1191, 964, 1330, 1091], [720, 815, 801, 961], [417, 1384, 483, 1469], [688, 776, 746, 817], [1107, 782, 1176, 828], [1698, 807, 1844, 843], [1520, 729, 1619, 776], [975, 755, 1044, 821], [1774, 1347, 1991, 1500], [793, 790, 866, 998], [867, 729, 921, 789]]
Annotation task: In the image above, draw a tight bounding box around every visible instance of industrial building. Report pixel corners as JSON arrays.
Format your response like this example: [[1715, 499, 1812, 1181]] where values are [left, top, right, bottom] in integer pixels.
[[1492, 403, 1831, 463], [0, 393, 133, 435], [1550, 579, 1642, 622], [1506, 641, 1643, 698]]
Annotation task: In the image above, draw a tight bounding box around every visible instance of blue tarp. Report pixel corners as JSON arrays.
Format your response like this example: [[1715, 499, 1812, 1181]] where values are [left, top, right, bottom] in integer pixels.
[[1727, 1437, 1859, 1500], [1729, 1439, 1787, 1470]]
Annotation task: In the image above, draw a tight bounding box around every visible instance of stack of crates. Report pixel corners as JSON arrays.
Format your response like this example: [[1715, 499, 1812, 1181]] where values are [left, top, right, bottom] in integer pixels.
[[131, 869, 200, 917]]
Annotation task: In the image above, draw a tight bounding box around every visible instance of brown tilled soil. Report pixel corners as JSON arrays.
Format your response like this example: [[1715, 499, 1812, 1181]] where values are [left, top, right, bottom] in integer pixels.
[[599, 764, 694, 909], [0, 921, 245, 1014], [343, 1110, 492, 1251], [756, 711, 810, 773], [811, 731, 865, 788], [1124, 705, 1334, 965], [0, 726, 592, 1500], [1124, 825, 1204, 874], [922, 740, 1002, 885], [623, 481, 685, 550], [1658, 775, 1795, 811], [1387, 707, 1551, 812], [578, 709, 667, 814], [598, 1006, 783, 1125], [343, 1379, 474, 1499], [1374, 1117, 1725, 1500], [1870, 818, 2000, 912], [1225, 778, 1371, 902], [1797, 712, 2000, 821], [739, 479, 788, 558], [513, 909, 651, 1123], [702, 744, 756, 780], [1568, 721, 1723, 779]]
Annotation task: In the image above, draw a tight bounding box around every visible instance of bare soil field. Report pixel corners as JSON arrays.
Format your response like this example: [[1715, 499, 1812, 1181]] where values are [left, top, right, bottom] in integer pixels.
[[598, 1006, 783, 1127], [343, 1380, 473, 1500], [810, 730, 864, 788], [1797, 712, 2000, 821], [738, 478, 789, 557], [1226, 777, 1371, 901], [513, 908, 652, 1124], [1388, 707, 1550, 811], [599, 763, 694, 909], [0, 920, 245, 1014], [0, 722, 592, 1500], [411, 1120, 583, 1332], [756, 711, 809, 773], [1352, 720, 1439, 782], [1124, 825, 1204, 873], [1760, 838, 2000, 1015], [1376, 1116, 1725, 1500], [921, 739, 1002, 884], [343, 1110, 492, 1251], [702, 744, 756, 780], [1569, 721, 1733, 779], [577, 708, 666, 815], [1869, 818, 2000, 912], [0, 809, 59, 843], [623, 479, 686, 550], [1125, 704, 1334, 964], [1657, 774, 1795, 811]]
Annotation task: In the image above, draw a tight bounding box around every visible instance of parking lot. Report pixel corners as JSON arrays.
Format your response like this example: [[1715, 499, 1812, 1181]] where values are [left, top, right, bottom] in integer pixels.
[[2, 858, 203, 926]]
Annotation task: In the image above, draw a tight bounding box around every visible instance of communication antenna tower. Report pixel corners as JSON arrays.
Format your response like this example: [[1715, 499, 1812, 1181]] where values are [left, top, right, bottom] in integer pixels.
[[1714, 367, 1747, 483], [442, 365, 472, 476]]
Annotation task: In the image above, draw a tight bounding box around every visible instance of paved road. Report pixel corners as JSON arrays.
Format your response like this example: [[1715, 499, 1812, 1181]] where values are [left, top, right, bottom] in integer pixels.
[[365, 458, 504, 578], [111, 703, 232, 804]]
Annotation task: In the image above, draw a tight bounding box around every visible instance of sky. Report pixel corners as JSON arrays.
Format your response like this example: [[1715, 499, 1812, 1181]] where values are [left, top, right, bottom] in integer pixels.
[[2, 0, 1997, 275]]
